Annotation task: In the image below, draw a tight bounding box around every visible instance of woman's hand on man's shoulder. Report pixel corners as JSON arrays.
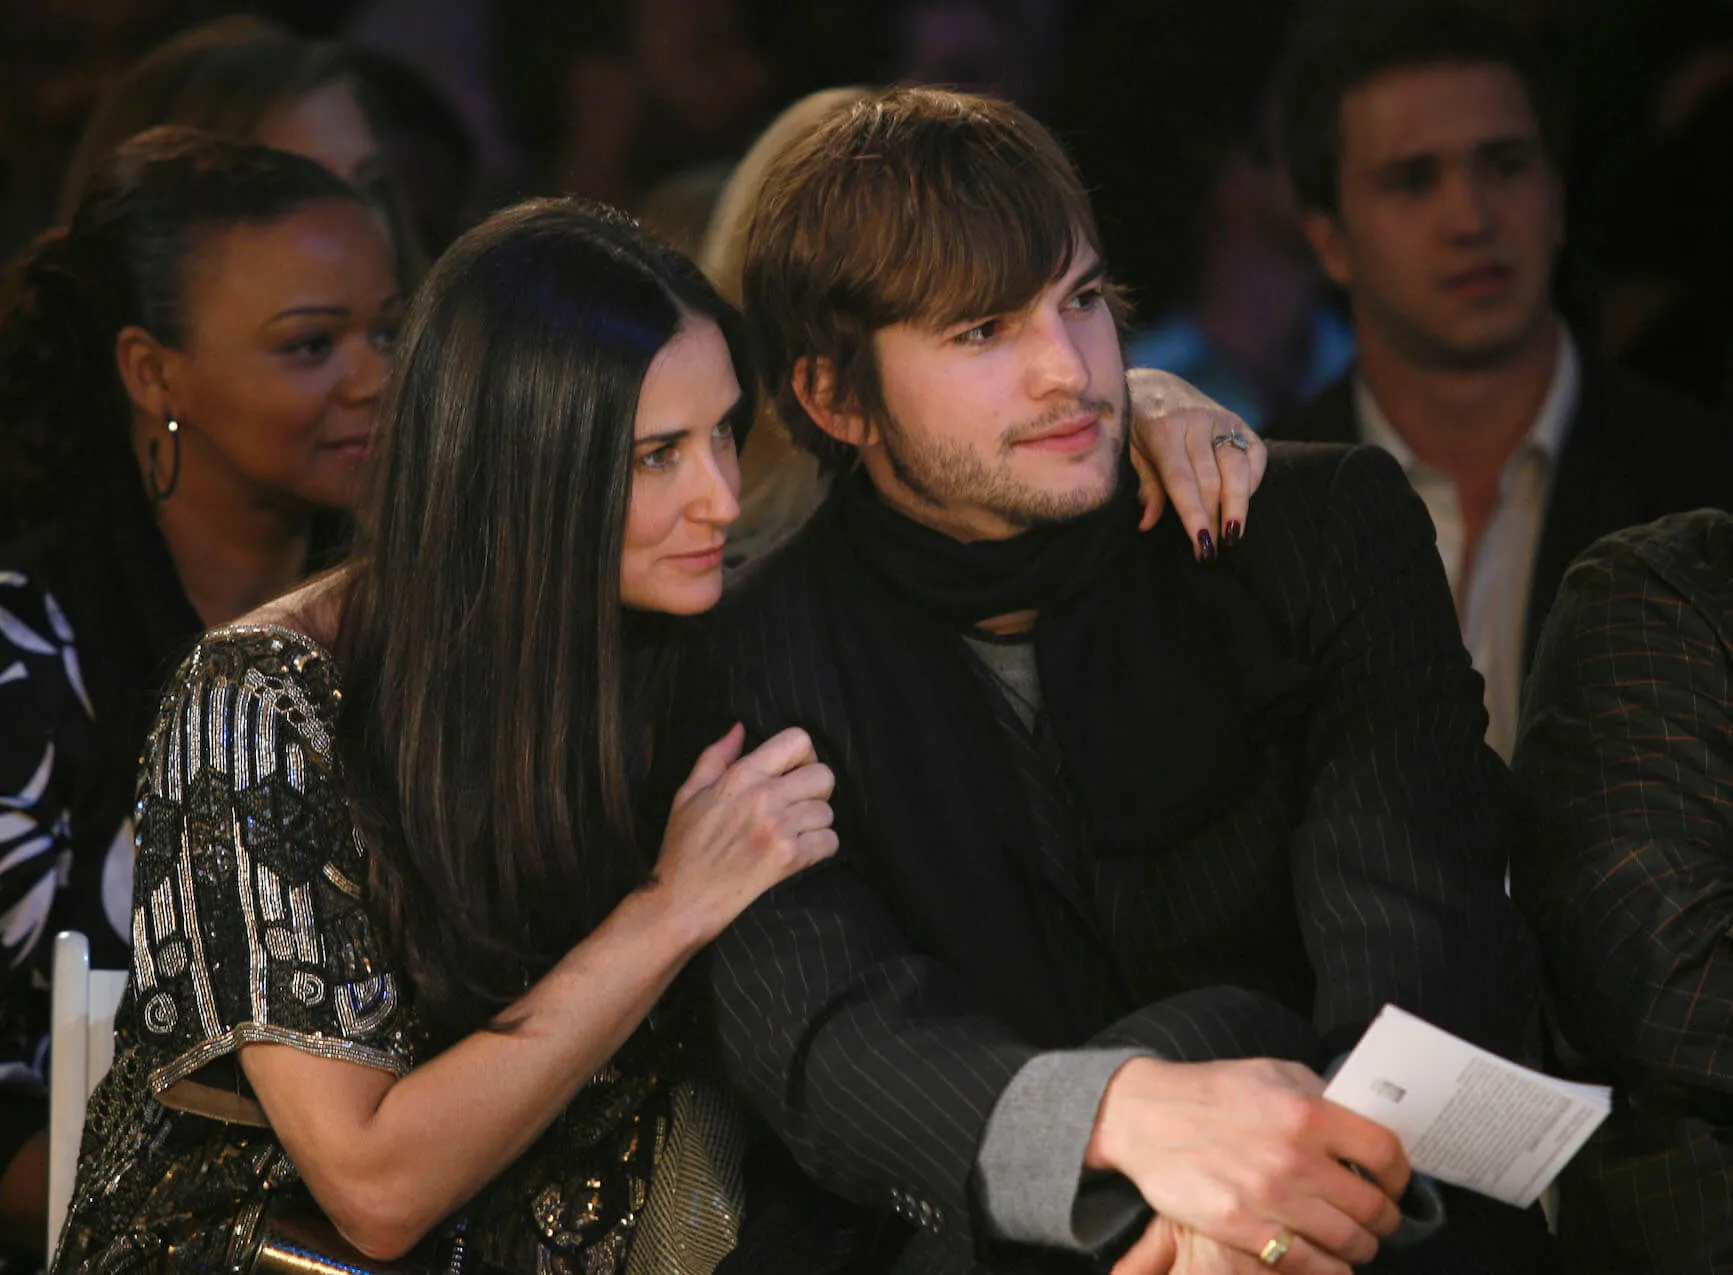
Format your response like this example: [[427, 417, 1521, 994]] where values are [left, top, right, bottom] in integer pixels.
[[650, 723, 838, 951]]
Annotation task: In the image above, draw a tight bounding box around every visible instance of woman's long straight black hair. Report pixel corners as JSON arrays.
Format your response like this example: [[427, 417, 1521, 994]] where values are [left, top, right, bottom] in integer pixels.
[[335, 200, 753, 1047]]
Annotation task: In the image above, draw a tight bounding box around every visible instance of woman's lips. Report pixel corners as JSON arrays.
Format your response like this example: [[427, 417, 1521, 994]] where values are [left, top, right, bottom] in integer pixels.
[[667, 545, 726, 571], [318, 436, 372, 461]]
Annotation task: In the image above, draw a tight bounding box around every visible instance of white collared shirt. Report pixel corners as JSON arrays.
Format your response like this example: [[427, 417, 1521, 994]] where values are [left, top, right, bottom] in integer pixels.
[[1353, 331, 1580, 760]]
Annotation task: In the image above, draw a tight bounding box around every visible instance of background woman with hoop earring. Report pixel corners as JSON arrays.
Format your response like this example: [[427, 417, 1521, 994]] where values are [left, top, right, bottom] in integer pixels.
[[0, 127, 399, 1260]]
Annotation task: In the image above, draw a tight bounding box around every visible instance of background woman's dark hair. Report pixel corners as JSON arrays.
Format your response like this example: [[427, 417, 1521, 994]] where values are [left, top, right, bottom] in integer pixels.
[[0, 125, 363, 543], [334, 199, 754, 1048], [56, 15, 426, 282], [58, 17, 352, 220]]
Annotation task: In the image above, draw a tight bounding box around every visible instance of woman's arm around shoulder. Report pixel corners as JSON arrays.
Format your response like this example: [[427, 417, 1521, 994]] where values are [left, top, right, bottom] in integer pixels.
[[240, 723, 836, 1260]]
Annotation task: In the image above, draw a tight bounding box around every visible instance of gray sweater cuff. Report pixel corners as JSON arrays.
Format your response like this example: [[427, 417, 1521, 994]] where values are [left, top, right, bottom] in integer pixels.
[[975, 1047, 1153, 1251], [1388, 1173, 1446, 1248]]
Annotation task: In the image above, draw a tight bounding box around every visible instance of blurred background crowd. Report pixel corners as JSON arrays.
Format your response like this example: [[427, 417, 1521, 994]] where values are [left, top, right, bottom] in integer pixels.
[[3, 0, 1731, 421]]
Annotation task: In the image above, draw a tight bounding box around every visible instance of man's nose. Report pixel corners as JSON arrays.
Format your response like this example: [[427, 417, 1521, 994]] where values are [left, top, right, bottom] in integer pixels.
[[1439, 166, 1495, 241], [1026, 310, 1090, 398]]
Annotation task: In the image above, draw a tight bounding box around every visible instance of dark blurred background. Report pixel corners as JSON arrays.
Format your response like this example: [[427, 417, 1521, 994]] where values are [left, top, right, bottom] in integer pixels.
[[3, 0, 1730, 409]]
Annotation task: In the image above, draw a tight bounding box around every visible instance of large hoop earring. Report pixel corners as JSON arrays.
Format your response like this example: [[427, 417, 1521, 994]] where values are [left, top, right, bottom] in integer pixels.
[[146, 416, 181, 504]]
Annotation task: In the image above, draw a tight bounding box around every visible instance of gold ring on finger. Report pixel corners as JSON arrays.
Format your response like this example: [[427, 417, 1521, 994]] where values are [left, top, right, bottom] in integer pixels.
[[1258, 1228, 1295, 1267]]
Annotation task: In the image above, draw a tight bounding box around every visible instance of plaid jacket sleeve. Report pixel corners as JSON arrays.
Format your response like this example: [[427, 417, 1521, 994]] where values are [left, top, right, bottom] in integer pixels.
[[1512, 509, 1733, 1111]]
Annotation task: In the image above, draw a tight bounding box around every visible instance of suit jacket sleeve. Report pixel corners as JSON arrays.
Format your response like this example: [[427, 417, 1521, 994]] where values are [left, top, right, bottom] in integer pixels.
[[1282, 446, 1539, 1060], [659, 581, 1039, 1237], [1512, 515, 1733, 1114]]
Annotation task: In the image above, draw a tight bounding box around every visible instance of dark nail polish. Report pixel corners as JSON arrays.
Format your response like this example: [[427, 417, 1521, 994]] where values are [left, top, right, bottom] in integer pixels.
[[1198, 529, 1216, 561], [1224, 520, 1242, 548]]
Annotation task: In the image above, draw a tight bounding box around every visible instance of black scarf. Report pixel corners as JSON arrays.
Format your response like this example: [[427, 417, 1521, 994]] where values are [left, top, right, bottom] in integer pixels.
[[818, 463, 1309, 1046]]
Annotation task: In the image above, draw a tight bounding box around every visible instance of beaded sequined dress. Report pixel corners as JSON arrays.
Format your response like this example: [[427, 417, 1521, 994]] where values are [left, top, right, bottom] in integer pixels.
[[51, 626, 683, 1275]]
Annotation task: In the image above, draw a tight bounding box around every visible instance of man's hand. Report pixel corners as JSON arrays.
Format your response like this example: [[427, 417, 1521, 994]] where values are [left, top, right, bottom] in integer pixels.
[[1126, 368, 1268, 558], [1111, 1215, 1369, 1275], [1112, 1216, 1277, 1275], [1112, 1216, 1332, 1275], [1086, 1057, 1408, 1273]]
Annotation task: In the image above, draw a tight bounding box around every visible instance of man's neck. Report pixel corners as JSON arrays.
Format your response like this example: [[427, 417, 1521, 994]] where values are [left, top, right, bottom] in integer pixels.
[[855, 452, 1040, 634], [859, 447, 1025, 543], [1356, 313, 1562, 491]]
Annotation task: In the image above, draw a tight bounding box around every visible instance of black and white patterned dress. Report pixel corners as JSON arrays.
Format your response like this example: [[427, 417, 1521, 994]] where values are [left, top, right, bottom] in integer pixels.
[[0, 570, 140, 998], [1, 462, 204, 1233]]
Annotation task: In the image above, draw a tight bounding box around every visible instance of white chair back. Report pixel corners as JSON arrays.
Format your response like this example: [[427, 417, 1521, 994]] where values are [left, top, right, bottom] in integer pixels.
[[47, 930, 129, 1260]]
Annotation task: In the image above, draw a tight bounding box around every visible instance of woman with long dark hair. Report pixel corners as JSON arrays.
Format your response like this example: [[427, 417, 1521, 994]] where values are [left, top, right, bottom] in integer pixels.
[[49, 200, 838, 1275], [0, 128, 398, 1256]]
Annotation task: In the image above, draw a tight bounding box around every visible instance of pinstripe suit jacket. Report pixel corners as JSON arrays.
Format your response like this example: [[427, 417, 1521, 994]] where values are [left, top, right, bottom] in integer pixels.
[[666, 443, 1546, 1272], [1513, 510, 1733, 1274]]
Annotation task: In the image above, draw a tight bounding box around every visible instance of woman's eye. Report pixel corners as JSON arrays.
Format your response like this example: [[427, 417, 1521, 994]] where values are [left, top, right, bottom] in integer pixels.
[[1066, 286, 1105, 312], [954, 318, 1000, 345], [282, 333, 334, 361], [372, 321, 401, 352], [638, 444, 677, 472], [713, 417, 736, 440]]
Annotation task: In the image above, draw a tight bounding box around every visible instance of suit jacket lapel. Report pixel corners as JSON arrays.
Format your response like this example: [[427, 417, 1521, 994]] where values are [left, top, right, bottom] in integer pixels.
[[1284, 367, 1637, 679], [1525, 375, 1642, 672]]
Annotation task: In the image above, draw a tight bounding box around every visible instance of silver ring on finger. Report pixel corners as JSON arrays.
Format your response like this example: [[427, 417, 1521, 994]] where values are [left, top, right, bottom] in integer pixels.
[[1211, 429, 1252, 452]]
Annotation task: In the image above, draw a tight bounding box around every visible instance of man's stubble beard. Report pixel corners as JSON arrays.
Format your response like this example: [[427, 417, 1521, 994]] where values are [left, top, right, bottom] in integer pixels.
[[878, 385, 1128, 533]]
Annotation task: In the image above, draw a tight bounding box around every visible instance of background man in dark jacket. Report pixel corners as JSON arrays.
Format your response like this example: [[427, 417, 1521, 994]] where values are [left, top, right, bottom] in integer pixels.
[[1268, 0, 1733, 761]]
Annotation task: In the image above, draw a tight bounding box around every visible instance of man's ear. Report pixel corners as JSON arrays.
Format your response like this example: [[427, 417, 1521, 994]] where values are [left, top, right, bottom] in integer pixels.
[[791, 355, 878, 448], [1302, 209, 1354, 291], [115, 326, 176, 422]]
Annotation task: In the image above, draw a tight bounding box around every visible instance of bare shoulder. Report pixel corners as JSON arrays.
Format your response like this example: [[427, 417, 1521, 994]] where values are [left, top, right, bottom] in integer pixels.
[[236, 567, 349, 650]]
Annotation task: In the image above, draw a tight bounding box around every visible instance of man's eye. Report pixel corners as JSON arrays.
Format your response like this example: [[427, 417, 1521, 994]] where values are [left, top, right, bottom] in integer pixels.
[[1066, 286, 1105, 311], [954, 319, 1000, 344], [1374, 157, 1436, 195], [1487, 150, 1534, 179]]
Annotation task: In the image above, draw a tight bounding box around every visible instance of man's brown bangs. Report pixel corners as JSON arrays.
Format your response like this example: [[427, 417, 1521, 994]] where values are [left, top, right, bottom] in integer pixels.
[[870, 169, 1087, 331]]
